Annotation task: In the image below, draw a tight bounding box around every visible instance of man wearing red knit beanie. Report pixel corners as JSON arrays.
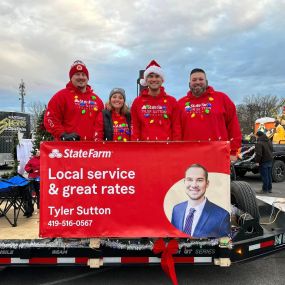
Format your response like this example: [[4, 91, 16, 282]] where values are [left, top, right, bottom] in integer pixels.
[[44, 60, 104, 141]]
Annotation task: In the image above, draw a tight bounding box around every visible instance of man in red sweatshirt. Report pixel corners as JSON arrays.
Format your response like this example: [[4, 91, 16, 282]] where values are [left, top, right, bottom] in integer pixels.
[[131, 60, 181, 141], [44, 60, 104, 141], [178, 68, 241, 161]]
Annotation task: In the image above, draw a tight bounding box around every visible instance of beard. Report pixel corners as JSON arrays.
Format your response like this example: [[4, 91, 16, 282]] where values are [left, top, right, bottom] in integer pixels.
[[190, 85, 207, 97], [75, 81, 87, 90]]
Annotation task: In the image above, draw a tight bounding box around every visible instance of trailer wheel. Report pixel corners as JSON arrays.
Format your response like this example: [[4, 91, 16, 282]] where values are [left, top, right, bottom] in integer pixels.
[[272, 160, 285, 182], [231, 181, 260, 220]]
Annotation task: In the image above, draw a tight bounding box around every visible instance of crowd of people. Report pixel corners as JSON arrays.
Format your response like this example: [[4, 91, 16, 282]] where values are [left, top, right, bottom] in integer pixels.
[[43, 60, 242, 158], [25, 59, 243, 220]]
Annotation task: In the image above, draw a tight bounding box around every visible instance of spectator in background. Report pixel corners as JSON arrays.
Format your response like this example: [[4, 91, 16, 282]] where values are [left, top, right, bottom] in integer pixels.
[[273, 120, 285, 144], [24, 149, 40, 215], [44, 60, 104, 141], [255, 131, 273, 194], [95, 88, 131, 141]]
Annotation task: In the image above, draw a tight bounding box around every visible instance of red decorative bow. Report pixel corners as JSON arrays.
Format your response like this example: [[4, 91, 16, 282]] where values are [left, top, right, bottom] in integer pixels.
[[153, 238, 179, 285]]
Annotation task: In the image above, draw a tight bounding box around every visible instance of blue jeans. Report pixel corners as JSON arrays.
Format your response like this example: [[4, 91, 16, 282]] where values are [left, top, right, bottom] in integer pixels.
[[259, 161, 272, 192]]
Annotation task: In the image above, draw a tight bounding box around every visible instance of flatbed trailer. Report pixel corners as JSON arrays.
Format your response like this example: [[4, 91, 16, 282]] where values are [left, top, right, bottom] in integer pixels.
[[1, 141, 285, 285]]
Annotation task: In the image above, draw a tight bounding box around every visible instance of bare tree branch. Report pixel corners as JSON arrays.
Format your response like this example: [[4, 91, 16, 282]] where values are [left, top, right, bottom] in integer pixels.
[[237, 94, 282, 134], [27, 101, 46, 131]]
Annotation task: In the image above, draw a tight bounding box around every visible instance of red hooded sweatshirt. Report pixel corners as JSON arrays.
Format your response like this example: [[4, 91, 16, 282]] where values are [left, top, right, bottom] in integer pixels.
[[44, 82, 104, 140], [24, 156, 40, 179], [131, 87, 181, 141], [178, 86, 242, 155]]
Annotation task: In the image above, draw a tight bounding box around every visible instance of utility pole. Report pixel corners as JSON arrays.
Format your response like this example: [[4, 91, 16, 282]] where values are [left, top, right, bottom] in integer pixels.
[[137, 70, 145, 97], [19, 79, 26, 113]]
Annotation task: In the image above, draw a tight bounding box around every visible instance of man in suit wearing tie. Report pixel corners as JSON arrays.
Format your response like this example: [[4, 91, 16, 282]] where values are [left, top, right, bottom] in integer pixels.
[[171, 164, 230, 238]]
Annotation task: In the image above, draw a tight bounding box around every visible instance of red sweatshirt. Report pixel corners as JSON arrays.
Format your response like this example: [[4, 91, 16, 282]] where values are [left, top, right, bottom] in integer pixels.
[[95, 111, 131, 141], [24, 156, 40, 179], [44, 82, 104, 140], [131, 87, 181, 141], [178, 86, 242, 155]]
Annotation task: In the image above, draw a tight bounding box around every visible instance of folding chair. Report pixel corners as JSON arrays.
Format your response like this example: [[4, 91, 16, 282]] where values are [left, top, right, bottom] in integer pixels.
[[0, 175, 31, 227]]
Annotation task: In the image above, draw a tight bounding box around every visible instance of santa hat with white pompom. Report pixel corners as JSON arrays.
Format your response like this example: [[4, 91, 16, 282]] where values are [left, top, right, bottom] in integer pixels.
[[140, 60, 165, 86]]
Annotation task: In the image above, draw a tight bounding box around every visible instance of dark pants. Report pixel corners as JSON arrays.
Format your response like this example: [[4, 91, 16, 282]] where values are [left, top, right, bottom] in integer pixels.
[[30, 180, 40, 209], [259, 161, 272, 192], [22, 185, 34, 215]]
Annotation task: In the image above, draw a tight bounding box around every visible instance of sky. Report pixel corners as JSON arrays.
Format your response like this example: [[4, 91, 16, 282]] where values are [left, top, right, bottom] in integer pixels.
[[1, 0, 285, 113]]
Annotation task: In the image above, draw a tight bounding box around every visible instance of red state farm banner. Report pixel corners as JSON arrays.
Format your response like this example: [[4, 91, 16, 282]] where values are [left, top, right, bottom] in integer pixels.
[[40, 141, 231, 238]]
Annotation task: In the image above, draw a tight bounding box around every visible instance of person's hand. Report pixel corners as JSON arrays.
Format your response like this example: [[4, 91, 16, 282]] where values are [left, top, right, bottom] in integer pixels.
[[230, 155, 237, 163], [60, 132, 81, 141]]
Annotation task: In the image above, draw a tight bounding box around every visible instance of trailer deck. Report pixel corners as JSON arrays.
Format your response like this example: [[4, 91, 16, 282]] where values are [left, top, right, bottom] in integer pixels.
[[1, 196, 285, 267]]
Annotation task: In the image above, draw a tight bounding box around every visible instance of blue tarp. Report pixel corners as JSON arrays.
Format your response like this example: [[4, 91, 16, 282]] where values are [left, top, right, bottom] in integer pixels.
[[0, 175, 29, 193]]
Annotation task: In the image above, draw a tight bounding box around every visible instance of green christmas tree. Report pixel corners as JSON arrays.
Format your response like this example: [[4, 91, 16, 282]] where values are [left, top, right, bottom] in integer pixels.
[[32, 108, 54, 154]]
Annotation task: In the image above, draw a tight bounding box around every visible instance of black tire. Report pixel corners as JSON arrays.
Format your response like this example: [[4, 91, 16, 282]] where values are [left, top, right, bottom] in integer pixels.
[[231, 181, 260, 220], [235, 169, 247, 178], [272, 160, 285, 182]]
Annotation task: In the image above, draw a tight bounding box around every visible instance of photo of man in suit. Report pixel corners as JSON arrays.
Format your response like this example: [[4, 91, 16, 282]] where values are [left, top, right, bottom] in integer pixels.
[[171, 164, 230, 238]]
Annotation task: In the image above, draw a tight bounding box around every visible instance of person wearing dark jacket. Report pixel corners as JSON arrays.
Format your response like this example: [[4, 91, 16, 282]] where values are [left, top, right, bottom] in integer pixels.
[[255, 131, 273, 193], [95, 88, 131, 141]]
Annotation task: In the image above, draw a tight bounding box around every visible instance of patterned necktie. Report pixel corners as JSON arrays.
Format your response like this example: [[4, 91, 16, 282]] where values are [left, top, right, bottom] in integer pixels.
[[183, 208, 196, 235]]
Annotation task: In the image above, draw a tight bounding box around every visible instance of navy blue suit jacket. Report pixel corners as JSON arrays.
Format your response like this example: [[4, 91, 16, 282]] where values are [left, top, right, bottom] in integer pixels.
[[171, 199, 230, 238]]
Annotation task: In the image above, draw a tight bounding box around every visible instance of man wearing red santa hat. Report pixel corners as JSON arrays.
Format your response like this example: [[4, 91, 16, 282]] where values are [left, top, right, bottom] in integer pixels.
[[131, 60, 181, 141], [44, 60, 104, 141]]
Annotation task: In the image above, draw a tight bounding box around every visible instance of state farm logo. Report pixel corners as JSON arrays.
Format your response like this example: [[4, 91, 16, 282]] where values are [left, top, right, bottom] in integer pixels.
[[49, 149, 63, 158], [48, 148, 112, 159]]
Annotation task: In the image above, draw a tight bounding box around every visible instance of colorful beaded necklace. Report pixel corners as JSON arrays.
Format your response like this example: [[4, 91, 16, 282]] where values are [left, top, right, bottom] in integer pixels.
[[113, 113, 130, 142], [74, 95, 99, 115], [184, 96, 214, 119], [143, 98, 169, 124]]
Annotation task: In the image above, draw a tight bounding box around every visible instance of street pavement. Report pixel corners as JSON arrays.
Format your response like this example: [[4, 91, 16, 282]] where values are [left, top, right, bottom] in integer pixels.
[[240, 172, 285, 198], [0, 173, 284, 285]]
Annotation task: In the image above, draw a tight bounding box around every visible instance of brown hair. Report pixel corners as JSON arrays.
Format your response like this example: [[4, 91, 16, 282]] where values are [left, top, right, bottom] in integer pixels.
[[185, 163, 209, 181], [108, 97, 130, 115]]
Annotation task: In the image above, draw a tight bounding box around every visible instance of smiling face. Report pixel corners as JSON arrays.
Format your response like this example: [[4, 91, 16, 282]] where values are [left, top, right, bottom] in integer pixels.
[[110, 92, 125, 112], [146, 73, 163, 91], [184, 166, 209, 204], [189, 72, 208, 97], [71, 72, 88, 92]]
